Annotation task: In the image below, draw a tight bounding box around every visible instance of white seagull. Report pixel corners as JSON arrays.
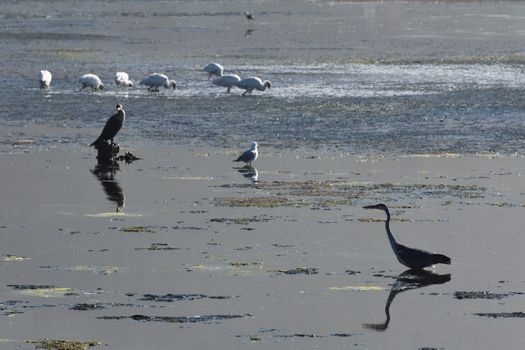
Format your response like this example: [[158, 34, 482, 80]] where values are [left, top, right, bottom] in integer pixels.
[[115, 72, 133, 87], [79, 74, 104, 91], [235, 77, 271, 96], [212, 74, 241, 93], [203, 63, 224, 80], [39, 70, 52, 89], [139, 73, 176, 92], [233, 142, 258, 166]]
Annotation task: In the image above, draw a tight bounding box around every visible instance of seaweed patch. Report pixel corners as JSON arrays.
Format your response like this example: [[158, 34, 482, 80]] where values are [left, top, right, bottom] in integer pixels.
[[98, 313, 251, 324], [139, 293, 234, 302], [26, 339, 101, 350], [454, 291, 524, 300], [268, 267, 319, 275]]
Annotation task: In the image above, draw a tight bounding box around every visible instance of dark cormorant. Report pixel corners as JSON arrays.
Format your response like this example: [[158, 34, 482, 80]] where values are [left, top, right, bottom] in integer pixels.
[[90, 104, 125, 147]]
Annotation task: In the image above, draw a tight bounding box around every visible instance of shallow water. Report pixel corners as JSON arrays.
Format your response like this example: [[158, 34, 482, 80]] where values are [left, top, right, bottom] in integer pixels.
[[2, 1, 525, 349]]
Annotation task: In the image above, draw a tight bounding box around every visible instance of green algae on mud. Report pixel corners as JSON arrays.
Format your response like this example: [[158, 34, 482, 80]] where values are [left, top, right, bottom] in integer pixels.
[[98, 313, 252, 324], [27, 339, 101, 350], [215, 181, 487, 208]]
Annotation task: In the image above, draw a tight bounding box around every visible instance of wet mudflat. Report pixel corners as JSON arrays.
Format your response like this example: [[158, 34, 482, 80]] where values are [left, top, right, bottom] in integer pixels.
[[1, 147, 525, 349], [2, 0, 525, 349]]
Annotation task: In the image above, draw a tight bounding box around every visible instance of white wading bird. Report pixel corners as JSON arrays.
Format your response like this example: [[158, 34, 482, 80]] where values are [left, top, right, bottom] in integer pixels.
[[139, 73, 176, 92], [234, 77, 271, 96], [39, 70, 52, 89], [233, 142, 258, 166], [115, 72, 133, 87], [212, 74, 241, 93], [203, 63, 224, 80], [79, 74, 104, 91]]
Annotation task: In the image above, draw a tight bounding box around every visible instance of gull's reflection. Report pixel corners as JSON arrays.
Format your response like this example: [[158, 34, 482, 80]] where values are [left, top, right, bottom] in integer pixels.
[[236, 165, 258, 183], [245, 28, 255, 37], [363, 269, 451, 332], [91, 159, 125, 212]]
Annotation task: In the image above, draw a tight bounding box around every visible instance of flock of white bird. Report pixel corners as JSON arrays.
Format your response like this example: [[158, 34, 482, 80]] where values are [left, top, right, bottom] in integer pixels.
[[38, 63, 272, 96]]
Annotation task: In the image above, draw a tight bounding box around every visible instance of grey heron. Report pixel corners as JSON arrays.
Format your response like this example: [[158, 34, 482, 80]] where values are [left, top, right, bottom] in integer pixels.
[[363, 203, 451, 269]]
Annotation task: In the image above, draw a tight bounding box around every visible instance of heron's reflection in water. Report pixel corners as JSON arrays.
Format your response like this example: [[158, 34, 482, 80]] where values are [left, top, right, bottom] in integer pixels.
[[236, 165, 258, 183], [91, 160, 125, 212], [363, 269, 451, 332]]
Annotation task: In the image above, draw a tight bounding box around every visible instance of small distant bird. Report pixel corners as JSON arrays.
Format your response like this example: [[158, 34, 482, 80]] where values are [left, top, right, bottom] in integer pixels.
[[139, 73, 176, 92], [39, 70, 52, 89], [245, 11, 255, 20], [203, 63, 224, 80], [115, 72, 133, 87], [212, 74, 241, 93], [234, 77, 271, 96], [363, 203, 451, 269], [233, 142, 258, 166], [79, 74, 104, 91], [90, 104, 126, 147]]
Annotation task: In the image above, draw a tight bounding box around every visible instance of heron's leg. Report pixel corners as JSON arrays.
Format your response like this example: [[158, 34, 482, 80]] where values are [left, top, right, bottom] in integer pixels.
[[242, 90, 248, 96], [226, 87, 231, 93]]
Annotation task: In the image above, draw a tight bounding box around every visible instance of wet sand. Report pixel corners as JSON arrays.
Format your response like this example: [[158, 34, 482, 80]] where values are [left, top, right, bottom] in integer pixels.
[[1, 145, 525, 349]]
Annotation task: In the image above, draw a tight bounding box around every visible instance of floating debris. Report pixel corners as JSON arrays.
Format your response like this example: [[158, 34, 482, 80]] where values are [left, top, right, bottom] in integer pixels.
[[269, 267, 319, 275], [120, 226, 156, 233], [139, 294, 234, 302], [209, 215, 277, 225], [98, 313, 251, 324], [38, 265, 121, 275], [454, 291, 523, 300], [85, 212, 142, 218], [1, 255, 31, 262], [134, 243, 182, 251], [26, 339, 101, 350], [69, 303, 106, 311], [330, 285, 385, 292], [474, 312, 525, 318], [237, 331, 361, 340]]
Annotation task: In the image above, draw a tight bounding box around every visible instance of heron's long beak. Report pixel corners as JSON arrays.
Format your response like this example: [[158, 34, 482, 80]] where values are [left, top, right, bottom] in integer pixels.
[[363, 204, 381, 210]]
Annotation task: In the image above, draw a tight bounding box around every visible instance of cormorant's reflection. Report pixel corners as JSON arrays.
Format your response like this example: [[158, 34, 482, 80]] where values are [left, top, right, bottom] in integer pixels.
[[236, 165, 258, 183], [91, 160, 125, 212], [363, 269, 451, 332]]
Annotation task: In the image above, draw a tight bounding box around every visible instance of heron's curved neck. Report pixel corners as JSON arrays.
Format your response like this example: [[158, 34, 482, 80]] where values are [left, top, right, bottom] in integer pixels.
[[384, 208, 398, 249]]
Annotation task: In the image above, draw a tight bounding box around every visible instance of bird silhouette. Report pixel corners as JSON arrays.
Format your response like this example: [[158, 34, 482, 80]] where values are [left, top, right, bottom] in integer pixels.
[[245, 11, 255, 20], [90, 104, 125, 147], [363, 269, 451, 331], [363, 203, 451, 269]]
